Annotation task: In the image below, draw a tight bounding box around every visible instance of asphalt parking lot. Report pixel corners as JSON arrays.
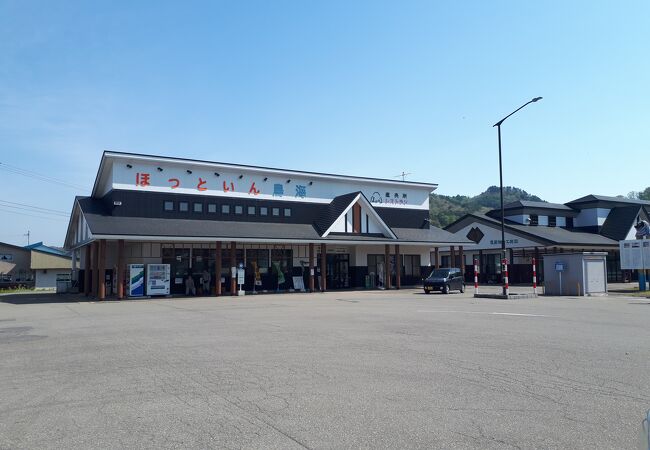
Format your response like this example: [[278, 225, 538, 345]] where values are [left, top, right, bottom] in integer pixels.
[[1, 289, 649, 449]]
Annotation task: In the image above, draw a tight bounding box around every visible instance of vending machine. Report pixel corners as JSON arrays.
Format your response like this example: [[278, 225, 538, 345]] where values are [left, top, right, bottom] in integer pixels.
[[146, 264, 171, 296], [128, 264, 145, 297]]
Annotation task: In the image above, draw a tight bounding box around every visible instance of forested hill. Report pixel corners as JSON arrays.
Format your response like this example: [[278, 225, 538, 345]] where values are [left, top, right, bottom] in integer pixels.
[[429, 186, 544, 228]]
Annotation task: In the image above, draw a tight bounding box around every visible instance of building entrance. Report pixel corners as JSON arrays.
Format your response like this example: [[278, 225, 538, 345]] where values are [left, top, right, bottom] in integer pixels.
[[325, 254, 350, 289]]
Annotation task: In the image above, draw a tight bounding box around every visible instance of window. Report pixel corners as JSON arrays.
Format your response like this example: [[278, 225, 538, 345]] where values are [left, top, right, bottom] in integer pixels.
[[548, 216, 556, 227], [235, 205, 243, 215], [221, 204, 230, 214], [529, 214, 538, 226], [272, 207, 280, 216], [403, 255, 422, 277], [193, 203, 203, 213], [179, 201, 189, 212], [208, 203, 217, 213], [260, 207, 268, 216], [248, 206, 256, 215], [284, 208, 291, 217], [164, 201, 174, 211]]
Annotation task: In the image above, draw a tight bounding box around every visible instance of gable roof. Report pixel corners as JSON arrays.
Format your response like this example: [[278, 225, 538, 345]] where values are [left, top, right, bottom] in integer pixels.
[[599, 206, 648, 241], [502, 200, 574, 211], [313, 192, 361, 235], [566, 194, 650, 206], [24, 242, 69, 257], [445, 213, 618, 247], [317, 192, 397, 239]]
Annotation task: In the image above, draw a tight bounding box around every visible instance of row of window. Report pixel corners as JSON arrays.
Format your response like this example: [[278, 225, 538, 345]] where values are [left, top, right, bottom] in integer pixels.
[[528, 215, 573, 228], [163, 200, 292, 217]]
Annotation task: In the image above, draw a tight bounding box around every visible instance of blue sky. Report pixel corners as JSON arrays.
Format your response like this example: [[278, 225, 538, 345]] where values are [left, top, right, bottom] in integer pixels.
[[1, 0, 648, 246]]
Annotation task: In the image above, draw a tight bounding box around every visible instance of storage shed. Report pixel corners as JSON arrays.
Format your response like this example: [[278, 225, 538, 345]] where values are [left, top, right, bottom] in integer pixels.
[[542, 252, 608, 296]]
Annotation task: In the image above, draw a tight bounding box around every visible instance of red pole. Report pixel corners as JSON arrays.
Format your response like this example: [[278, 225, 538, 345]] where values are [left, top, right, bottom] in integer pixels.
[[532, 257, 537, 294], [473, 258, 479, 294], [503, 258, 509, 296]]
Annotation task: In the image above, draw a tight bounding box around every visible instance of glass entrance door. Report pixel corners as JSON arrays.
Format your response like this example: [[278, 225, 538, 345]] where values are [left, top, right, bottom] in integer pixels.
[[325, 254, 350, 289]]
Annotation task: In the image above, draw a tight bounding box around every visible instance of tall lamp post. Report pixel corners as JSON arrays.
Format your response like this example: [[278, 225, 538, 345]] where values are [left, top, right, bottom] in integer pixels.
[[493, 97, 542, 292]]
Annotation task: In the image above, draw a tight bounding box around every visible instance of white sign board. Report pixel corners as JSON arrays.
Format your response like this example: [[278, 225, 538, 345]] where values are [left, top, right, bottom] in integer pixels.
[[237, 268, 245, 285], [620, 240, 650, 270], [146, 264, 170, 295]]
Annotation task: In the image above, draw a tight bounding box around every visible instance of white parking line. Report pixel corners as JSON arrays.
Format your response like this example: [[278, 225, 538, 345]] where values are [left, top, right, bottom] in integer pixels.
[[417, 310, 550, 317]]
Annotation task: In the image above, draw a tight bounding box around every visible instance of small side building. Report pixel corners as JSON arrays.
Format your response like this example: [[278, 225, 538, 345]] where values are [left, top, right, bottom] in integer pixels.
[[30, 250, 72, 291], [542, 252, 608, 296], [0, 242, 33, 286]]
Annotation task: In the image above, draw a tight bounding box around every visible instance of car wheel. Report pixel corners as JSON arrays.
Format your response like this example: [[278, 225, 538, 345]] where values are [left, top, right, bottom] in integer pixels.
[[442, 284, 449, 295], [424, 290, 431, 294], [460, 283, 465, 293]]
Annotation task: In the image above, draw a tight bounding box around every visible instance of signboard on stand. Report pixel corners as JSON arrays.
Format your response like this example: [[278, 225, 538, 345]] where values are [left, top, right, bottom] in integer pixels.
[[128, 264, 145, 297], [146, 264, 170, 295], [620, 240, 650, 269]]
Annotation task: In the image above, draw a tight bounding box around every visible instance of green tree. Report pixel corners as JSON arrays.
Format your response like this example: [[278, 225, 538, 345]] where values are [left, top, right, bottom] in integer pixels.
[[639, 187, 650, 201]]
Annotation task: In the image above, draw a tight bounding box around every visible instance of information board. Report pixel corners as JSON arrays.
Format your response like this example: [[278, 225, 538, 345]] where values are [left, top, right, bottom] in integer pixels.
[[619, 240, 650, 270]]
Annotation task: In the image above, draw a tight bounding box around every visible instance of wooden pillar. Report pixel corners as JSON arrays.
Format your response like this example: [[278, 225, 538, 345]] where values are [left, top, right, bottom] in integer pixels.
[[117, 239, 125, 299], [309, 243, 315, 292], [395, 244, 401, 289], [230, 241, 237, 295], [98, 239, 106, 300], [320, 243, 327, 292], [459, 246, 465, 276], [384, 244, 391, 289], [84, 244, 91, 296], [434, 247, 440, 269], [215, 241, 222, 296], [92, 241, 99, 297], [450, 246, 456, 268]]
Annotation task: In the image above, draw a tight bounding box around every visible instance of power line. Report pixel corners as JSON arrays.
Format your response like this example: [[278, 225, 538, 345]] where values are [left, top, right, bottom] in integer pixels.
[[0, 206, 69, 221], [0, 200, 69, 215], [0, 203, 69, 217], [0, 162, 88, 191]]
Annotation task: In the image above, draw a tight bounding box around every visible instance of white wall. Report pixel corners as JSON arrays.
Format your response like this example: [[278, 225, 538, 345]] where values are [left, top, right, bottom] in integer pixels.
[[35, 270, 71, 290], [446, 222, 541, 252], [505, 214, 527, 224], [574, 208, 610, 227], [328, 199, 389, 234], [109, 158, 432, 210]]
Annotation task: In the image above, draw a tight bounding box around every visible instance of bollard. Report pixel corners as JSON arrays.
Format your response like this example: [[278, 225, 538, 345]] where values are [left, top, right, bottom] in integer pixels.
[[474, 259, 479, 294], [502, 258, 509, 296], [532, 257, 537, 295]]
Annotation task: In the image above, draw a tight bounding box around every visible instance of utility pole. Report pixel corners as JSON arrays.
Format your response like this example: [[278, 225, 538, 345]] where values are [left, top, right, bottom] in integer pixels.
[[24, 230, 30, 245]]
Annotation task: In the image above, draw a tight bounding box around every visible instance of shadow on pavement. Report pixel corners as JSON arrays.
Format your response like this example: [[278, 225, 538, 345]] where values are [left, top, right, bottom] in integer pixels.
[[0, 293, 89, 305]]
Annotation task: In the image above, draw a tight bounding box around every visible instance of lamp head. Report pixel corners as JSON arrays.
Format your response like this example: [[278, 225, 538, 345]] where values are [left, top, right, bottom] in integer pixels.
[[532, 97, 543, 102]]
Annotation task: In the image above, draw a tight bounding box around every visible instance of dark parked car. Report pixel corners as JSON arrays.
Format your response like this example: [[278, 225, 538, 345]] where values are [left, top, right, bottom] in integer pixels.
[[423, 268, 465, 294]]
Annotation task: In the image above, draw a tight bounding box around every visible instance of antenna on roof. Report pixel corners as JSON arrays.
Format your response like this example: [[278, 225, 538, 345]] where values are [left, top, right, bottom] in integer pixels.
[[393, 171, 412, 181]]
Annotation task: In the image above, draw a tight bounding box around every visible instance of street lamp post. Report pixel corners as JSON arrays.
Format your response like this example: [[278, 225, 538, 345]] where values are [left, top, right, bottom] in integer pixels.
[[493, 97, 542, 293]]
